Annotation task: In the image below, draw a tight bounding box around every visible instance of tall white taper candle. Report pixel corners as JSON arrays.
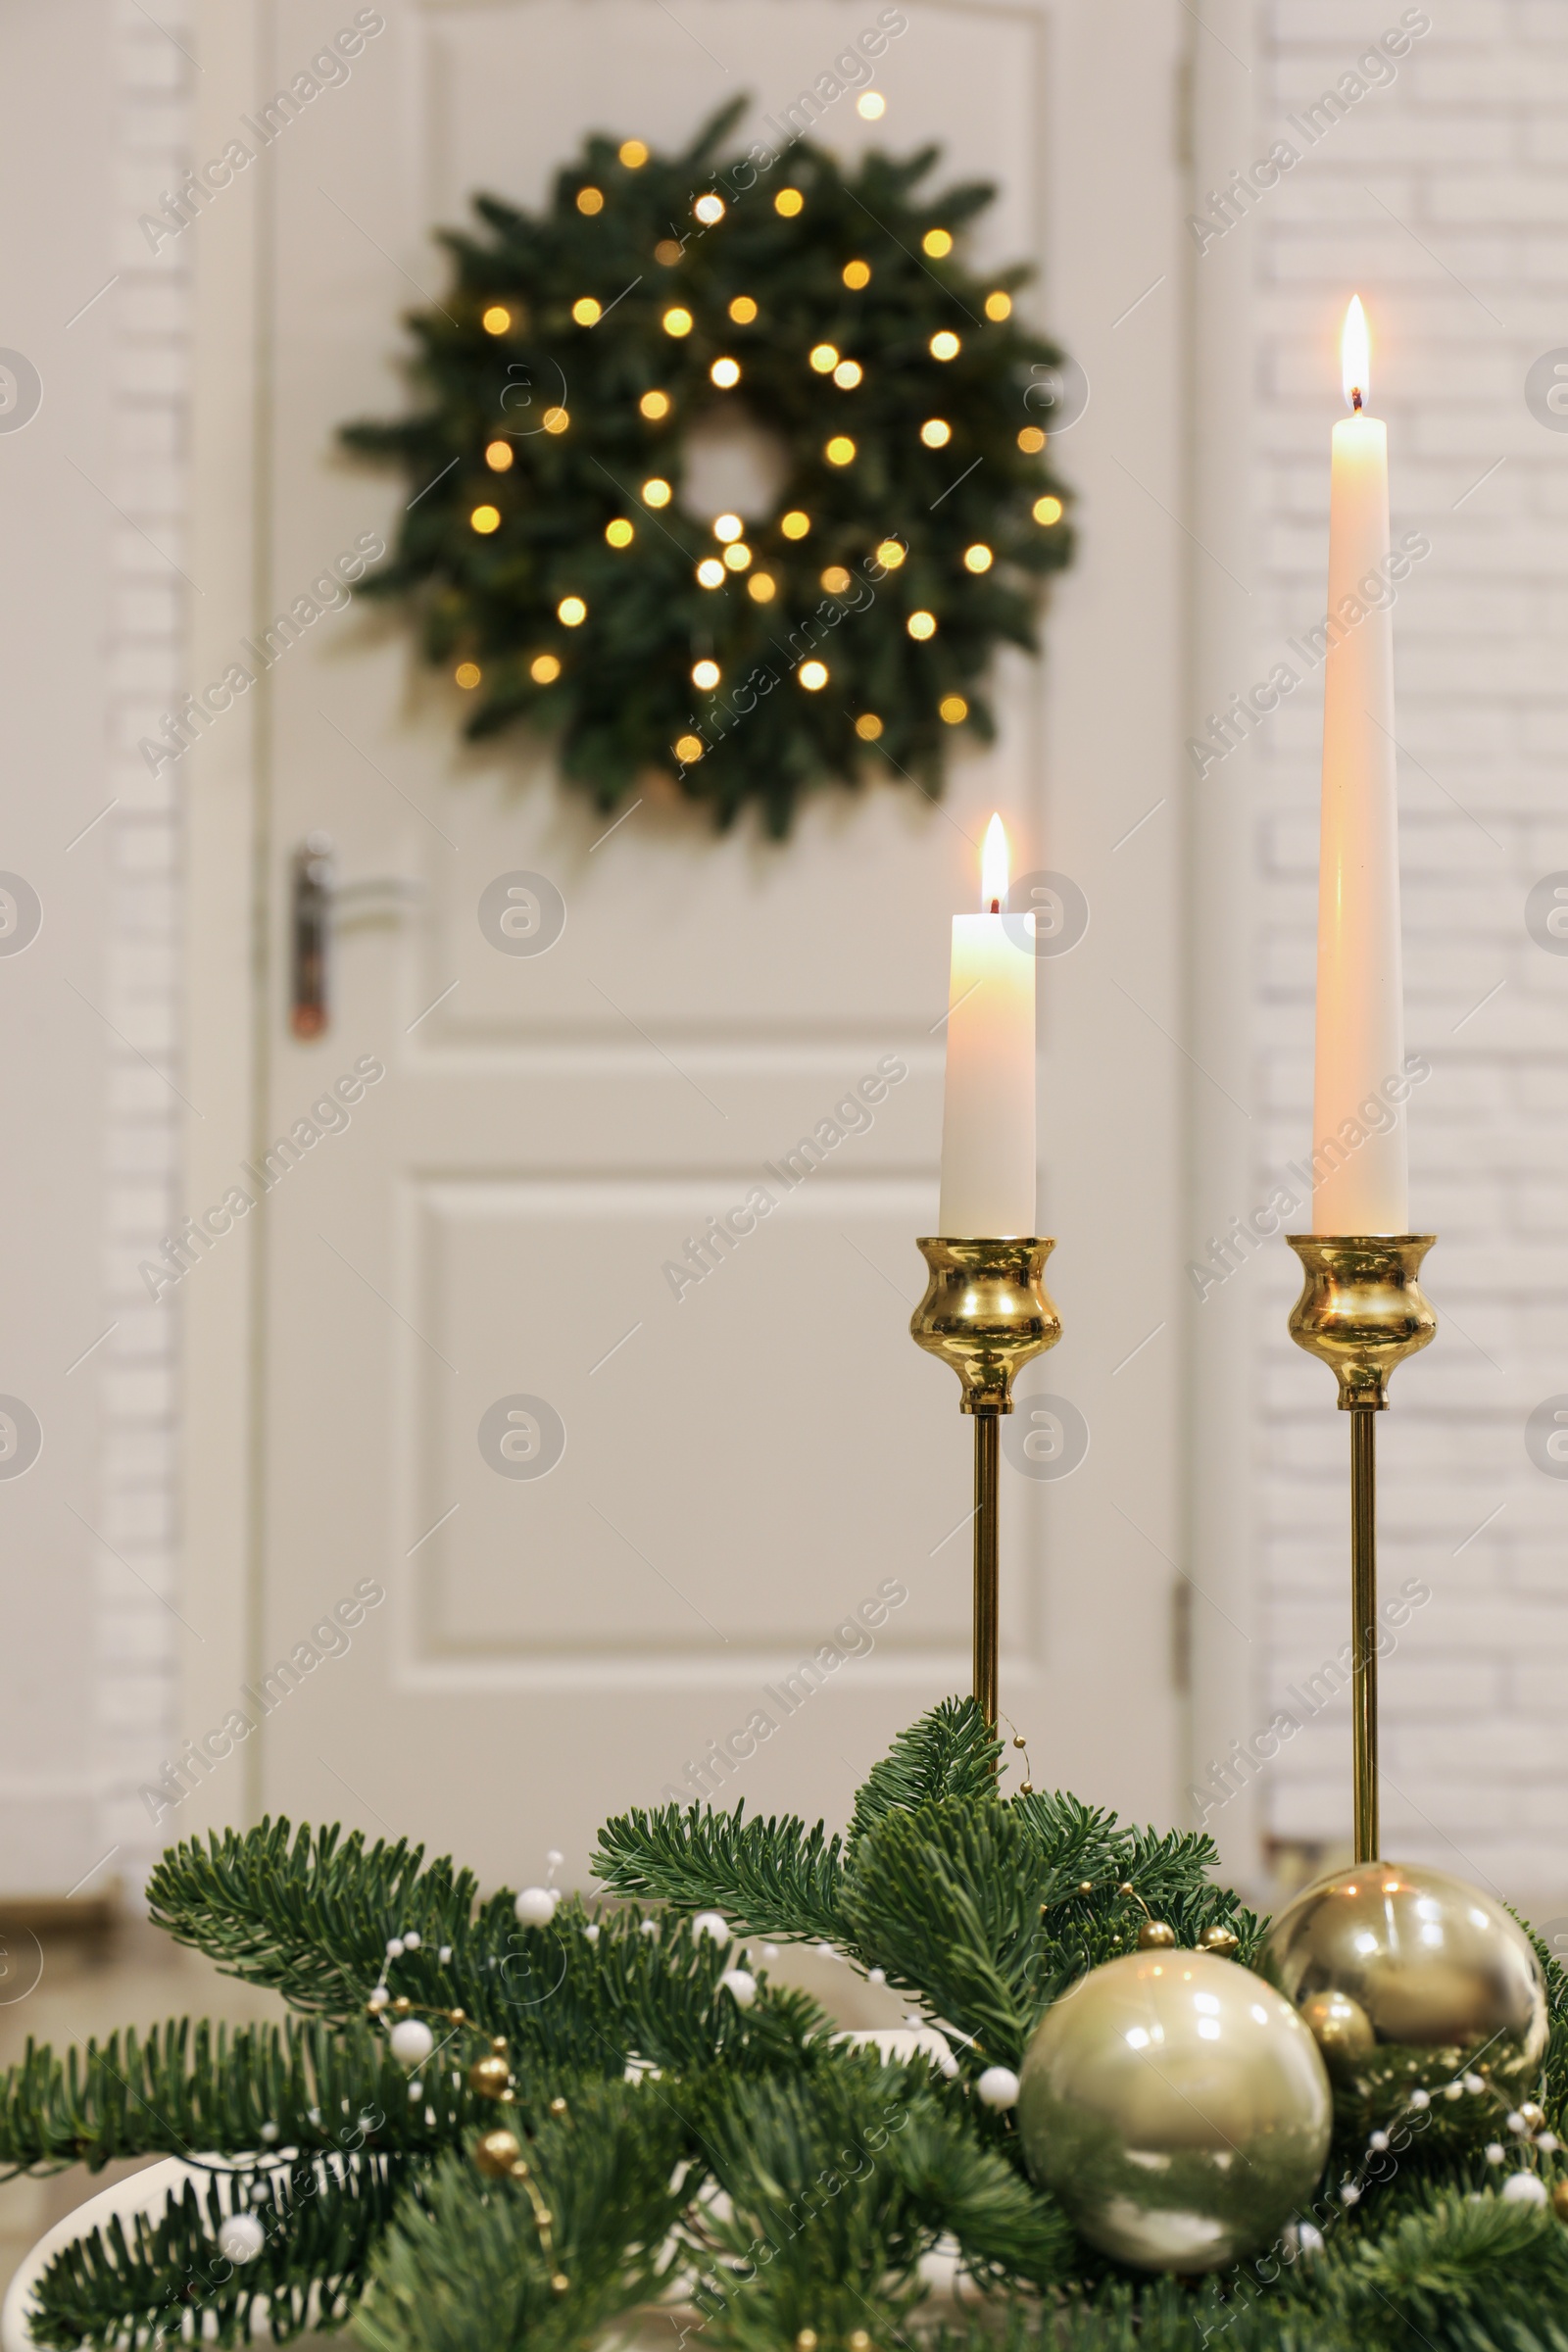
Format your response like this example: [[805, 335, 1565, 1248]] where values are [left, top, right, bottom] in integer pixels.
[[937, 815, 1037, 1237], [1310, 297, 1408, 1235]]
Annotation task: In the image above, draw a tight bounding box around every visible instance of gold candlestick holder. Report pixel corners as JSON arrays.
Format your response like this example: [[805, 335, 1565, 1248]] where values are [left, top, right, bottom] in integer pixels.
[[909, 1238, 1062, 1725], [1284, 1234, 1437, 1862]]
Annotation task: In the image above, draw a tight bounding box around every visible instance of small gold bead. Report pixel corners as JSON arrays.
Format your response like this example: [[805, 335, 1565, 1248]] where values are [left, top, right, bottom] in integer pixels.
[[1116, 1883, 1136, 1898], [1554, 2179, 1568, 2221], [392, 1996, 412, 2015], [849, 2334, 872, 2352], [1011, 1736, 1026, 1749], [1521, 2101, 1546, 2132], [549, 2096, 568, 2116], [1018, 1782, 1034, 1796], [498, 2088, 516, 2104], [1077, 1881, 1094, 1897], [796, 2334, 818, 2352], [490, 2036, 509, 2056], [474, 2129, 521, 2178], [551, 2274, 570, 2295], [448, 2008, 466, 2025], [537, 2209, 554, 2229], [1199, 1924, 1241, 1957], [467, 2054, 512, 2099], [1138, 1920, 1177, 1950], [512, 2159, 530, 2179]]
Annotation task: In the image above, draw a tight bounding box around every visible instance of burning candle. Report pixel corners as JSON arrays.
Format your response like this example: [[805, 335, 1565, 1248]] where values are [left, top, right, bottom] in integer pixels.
[[937, 814, 1037, 1237], [1310, 296, 1409, 1235]]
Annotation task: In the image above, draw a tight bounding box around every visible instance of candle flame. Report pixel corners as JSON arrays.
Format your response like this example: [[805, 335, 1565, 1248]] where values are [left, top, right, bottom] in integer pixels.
[[1341, 295, 1370, 414], [981, 812, 1008, 912]]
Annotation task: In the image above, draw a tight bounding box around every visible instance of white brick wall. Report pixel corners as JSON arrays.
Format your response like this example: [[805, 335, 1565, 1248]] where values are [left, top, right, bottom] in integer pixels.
[[1251, 0, 1568, 1904], [95, 0, 190, 1882]]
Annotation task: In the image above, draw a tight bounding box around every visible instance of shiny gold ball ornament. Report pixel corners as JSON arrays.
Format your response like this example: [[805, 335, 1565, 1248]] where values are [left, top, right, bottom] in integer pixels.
[[467, 2053, 512, 2099], [1017, 1948, 1332, 2273], [1257, 1863, 1548, 2132], [474, 2128, 522, 2178], [1199, 1924, 1241, 1958], [1137, 1919, 1177, 1951]]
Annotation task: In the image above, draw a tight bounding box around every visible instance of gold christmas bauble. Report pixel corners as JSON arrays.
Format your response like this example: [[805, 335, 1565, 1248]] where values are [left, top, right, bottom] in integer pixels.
[[474, 2128, 522, 2178], [1257, 1862, 1547, 2132], [1016, 1947, 1331, 2273]]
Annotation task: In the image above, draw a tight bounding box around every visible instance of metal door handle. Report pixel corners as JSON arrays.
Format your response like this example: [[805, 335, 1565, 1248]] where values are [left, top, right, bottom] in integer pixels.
[[289, 834, 424, 1039]]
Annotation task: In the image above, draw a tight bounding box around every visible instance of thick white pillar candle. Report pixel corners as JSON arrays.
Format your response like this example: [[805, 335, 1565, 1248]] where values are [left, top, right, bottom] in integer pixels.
[[937, 815, 1037, 1236], [1310, 298, 1408, 1235]]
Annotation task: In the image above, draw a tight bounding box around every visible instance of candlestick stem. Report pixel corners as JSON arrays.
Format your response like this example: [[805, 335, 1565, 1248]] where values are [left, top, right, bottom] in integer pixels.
[[1285, 1233, 1436, 1861], [910, 1237, 1061, 1730], [973, 1413, 1001, 1725], [1349, 1404, 1379, 1864]]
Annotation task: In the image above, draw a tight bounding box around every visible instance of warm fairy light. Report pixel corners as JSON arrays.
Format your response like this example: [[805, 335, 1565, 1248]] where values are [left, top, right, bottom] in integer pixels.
[[640, 389, 670, 420], [1018, 425, 1046, 453], [484, 440, 514, 471], [710, 356, 741, 388], [1342, 294, 1371, 413], [981, 812, 1009, 911], [1033, 494, 1063, 525], [619, 139, 649, 169], [820, 565, 851, 594], [605, 518, 635, 547], [843, 260, 871, 289], [470, 504, 501, 534], [729, 295, 758, 323], [963, 543, 993, 573], [572, 297, 602, 325], [481, 305, 512, 335], [723, 542, 751, 570], [799, 660, 828, 690], [857, 91, 885, 119], [542, 407, 569, 434], [810, 343, 839, 373], [825, 435, 856, 466], [875, 537, 906, 569], [642, 477, 672, 507], [531, 654, 562, 684], [455, 662, 481, 689], [576, 186, 604, 215], [674, 733, 705, 761], [694, 193, 726, 225], [775, 188, 805, 217], [940, 695, 968, 724], [922, 227, 953, 258], [748, 571, 776, 602], [655, 238, 682, 266], [985, 291, 1012, 321], [921, 417, 951, 448], [692, 660, 720, 689], [833, 360, 863, 389], [781, 511, 810, 539], [713, 514, 744, 542], [856, 712, 883, 739], [930, 331, 960, 360], [662, 307, 693, 337], [907, 610, 937, 639], [558, 596, 587, 626], [697, 558, 725, 587]]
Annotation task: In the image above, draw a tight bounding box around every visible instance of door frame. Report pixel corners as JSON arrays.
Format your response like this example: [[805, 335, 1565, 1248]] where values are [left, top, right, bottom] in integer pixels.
[[180, 0, 1258, 1866]]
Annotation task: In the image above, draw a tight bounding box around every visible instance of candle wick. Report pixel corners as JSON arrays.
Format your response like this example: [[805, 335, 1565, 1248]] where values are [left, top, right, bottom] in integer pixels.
[[989, 898, 1001, 914], [1350, 386, 1363, 412]]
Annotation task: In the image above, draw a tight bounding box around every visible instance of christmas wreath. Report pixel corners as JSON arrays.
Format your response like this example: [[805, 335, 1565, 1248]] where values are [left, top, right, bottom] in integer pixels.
[[9, 1699, 1567, 2352], [341, 101, 1075, 835]]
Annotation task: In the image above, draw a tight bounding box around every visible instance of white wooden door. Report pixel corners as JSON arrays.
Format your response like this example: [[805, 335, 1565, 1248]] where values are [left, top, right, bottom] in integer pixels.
[[184, 0, 1189, 1888]]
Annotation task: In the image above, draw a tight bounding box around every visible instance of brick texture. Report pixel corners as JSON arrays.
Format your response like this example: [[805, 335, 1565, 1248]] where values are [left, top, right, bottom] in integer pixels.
[[95, 0, 188, 1879], [1250, 0, 1568, 1905]]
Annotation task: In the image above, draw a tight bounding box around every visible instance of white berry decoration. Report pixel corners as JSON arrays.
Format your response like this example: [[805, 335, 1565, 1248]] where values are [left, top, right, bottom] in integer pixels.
[[389, 2018, 435, 2070], [1502, 2172, 1548, 2206], [514, 1886, 556, 1927], [977, 2065, 1021, 2111], [692, 1911, 730, 1944], [218, 2212, 266, 2265], [720, 1968, 758, 2009]]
